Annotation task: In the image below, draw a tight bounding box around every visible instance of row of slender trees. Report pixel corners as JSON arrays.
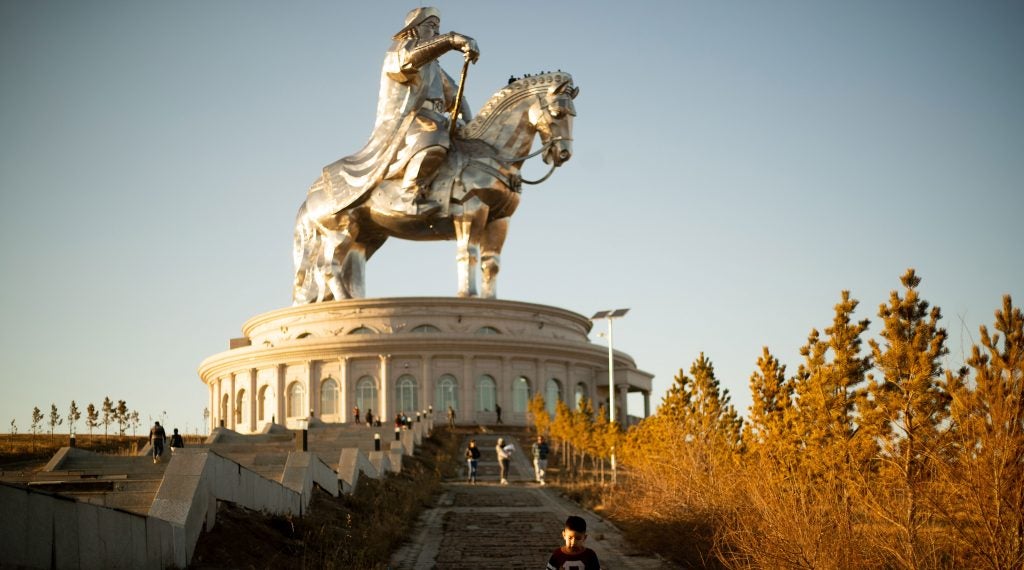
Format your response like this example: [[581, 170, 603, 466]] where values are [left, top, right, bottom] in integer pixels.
[[10, 397, 154, 440], [530, 269, 1022, 569]]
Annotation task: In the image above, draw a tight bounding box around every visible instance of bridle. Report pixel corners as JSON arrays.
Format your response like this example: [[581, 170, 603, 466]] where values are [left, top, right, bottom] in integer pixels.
[[498, 136, 571, 185]]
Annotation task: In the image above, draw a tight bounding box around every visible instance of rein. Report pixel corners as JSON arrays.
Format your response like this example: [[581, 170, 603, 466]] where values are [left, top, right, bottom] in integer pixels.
[[494, 136, 571, 186]]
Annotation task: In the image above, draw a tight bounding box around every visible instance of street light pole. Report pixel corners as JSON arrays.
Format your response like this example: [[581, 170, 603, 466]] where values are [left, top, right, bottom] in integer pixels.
[[591, 308, 629, 483]]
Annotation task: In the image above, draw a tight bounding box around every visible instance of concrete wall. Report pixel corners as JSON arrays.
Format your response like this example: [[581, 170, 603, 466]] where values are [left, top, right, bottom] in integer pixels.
[[0, 482, 177, 570]]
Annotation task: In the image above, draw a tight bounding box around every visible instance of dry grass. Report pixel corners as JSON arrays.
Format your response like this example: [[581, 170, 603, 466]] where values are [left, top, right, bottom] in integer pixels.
[[0, 433, 158, 468]]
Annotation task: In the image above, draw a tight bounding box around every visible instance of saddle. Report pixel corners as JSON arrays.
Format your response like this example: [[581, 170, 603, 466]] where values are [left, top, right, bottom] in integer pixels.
[[307, 139, 517, 221]]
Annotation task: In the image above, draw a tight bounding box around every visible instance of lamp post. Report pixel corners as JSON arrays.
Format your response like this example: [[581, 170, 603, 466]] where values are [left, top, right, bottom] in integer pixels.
[[591, 308, 629, 482]]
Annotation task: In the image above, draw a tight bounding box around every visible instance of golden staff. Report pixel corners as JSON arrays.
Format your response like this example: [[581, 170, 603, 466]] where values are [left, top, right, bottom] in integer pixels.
[[448, 53, 472, 140]]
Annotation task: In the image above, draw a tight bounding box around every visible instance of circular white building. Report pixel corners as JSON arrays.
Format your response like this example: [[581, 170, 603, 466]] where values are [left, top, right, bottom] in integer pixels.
[[199, 297, 653, 432]]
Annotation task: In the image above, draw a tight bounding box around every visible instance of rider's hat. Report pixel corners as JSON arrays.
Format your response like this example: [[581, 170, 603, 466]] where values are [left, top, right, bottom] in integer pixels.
[[393, 7, 441, 40]]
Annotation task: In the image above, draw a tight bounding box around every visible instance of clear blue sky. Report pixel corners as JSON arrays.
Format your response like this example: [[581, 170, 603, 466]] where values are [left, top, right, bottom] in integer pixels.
[[2, 1, 1021, 434]]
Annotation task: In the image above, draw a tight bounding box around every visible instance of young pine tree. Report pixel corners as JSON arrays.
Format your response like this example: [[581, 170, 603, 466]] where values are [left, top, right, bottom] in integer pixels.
[[791, 290, 872, 479], [552, 399, 573, 468], [129, 410, 140, 437], [30, 406, 43, 451], [943, 294, 1024, 569], [115, 400, 129, 437], [86, 403, 99, 436], [101, 397, 113, 439], [859, 269, 951, 570], [68, 400, 81, 437], [48, 404, 63, 440], [528, 392, 550, 437], [669, 353, 743, 452], [743, 346, 794, 464], [573, 397, 596, 474]]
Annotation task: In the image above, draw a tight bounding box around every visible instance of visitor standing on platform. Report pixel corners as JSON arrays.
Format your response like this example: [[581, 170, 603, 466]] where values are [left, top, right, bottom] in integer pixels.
[[495, 403, 502, 424], [532, 435, 550, 485], [447, 405, 456, 428], [353, 406, 360, 424], [496, 437, 512, 485], [366, 409, 374, 427], [149, 421, 167, 463], [169, 428, 185, 453], [465, 439, 480, 484]]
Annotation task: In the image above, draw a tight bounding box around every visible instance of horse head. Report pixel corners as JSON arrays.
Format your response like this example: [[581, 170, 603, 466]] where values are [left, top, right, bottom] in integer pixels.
[[537, 77, 578, 167]]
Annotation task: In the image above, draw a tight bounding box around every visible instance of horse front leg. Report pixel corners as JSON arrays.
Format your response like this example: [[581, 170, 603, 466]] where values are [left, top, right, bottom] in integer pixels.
[[292, 204, 321, 305], [454, 202, 487, 298], [480, 217, 509, 299], [319, 214, 359, 301]]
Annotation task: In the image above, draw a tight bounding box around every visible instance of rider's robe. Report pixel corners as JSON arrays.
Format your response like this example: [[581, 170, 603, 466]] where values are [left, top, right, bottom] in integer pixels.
[[308, 36, 471, 218]]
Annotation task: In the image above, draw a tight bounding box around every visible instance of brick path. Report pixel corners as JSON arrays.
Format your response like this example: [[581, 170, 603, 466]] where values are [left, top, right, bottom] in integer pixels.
[[390, 433, 674, 569]]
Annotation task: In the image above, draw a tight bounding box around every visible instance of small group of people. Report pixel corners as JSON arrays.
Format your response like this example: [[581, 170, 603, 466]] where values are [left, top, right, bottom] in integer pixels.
[[148, 421, 184, 463], [353, 406, 382, 427], [394, 411, 416, 429], [463, 434, 549, 486]]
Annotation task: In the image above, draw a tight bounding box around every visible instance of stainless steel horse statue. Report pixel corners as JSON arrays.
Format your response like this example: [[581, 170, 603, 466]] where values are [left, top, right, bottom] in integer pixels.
[[292, 72, 578, 304]]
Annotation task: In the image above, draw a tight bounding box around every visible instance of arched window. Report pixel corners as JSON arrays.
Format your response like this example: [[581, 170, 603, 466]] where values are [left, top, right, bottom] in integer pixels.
[[397, 375, 418, 413], [348, 326, 376, 335], [545, 378, 562, 415], [257, 385, 268, 421], [574, 383, 588, 409], [356, 376, 377, 416], [320, 378, 339, 415], [410, 324, 441, 333], [475, 326, 501, 335], [287, 382, 305, 418], [220, 393, 229, 423], [513, 376, 531, 413], [476, 374, 496, 412], [235, 389, 247, 424], [436, 374, 458, 412]]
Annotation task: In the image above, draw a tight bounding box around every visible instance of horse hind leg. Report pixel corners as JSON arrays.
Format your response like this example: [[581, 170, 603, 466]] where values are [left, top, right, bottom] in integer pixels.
[[480, 217, 509, 299], [454, 204, 487, 298], [320, 214, 360, 301]]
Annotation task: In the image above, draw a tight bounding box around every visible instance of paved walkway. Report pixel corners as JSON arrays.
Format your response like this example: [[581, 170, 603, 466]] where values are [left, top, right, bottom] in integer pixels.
[[390, 432, 673, 569]]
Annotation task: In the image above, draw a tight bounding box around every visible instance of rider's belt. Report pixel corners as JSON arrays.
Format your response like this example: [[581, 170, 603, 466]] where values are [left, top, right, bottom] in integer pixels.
[[421, 100, 446, 113]]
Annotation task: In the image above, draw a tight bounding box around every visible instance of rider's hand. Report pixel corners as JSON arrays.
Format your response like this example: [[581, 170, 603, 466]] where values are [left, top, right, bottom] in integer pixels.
[[455, 34, 479, 63]]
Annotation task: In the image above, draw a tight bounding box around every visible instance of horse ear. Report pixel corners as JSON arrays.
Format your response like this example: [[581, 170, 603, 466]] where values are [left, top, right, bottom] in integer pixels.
[[570, 86, 580, 99]]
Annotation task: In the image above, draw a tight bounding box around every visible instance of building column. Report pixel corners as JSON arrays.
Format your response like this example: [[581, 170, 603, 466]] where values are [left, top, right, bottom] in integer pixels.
[[208, 381, 215, 432], [248, 368, 257, 432], [500, 356, 511, 414], [213, 378, 221, 430], [421, 355, 433, 417], [462, 356, 474, 422], [228, 373, 237, 430], [618, 385, 629, 424], [534, 358, 544, 414], [379, 355, 390, 422], [339, 357, 349, 422], [276, 364, 286, 424], [567, 362, 576, 410], [307, 360, 318, 418]]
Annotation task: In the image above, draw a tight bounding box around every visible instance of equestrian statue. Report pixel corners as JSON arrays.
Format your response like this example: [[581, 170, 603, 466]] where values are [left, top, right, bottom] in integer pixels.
[[292, 6, 578, 304]]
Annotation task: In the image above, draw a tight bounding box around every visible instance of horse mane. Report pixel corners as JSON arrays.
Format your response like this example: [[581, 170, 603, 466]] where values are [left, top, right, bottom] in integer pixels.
[[462, 71, 573, 139]]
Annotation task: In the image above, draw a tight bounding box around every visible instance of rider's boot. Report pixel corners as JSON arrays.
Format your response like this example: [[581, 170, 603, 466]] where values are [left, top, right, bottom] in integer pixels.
[[397, 146, 446, 217]]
